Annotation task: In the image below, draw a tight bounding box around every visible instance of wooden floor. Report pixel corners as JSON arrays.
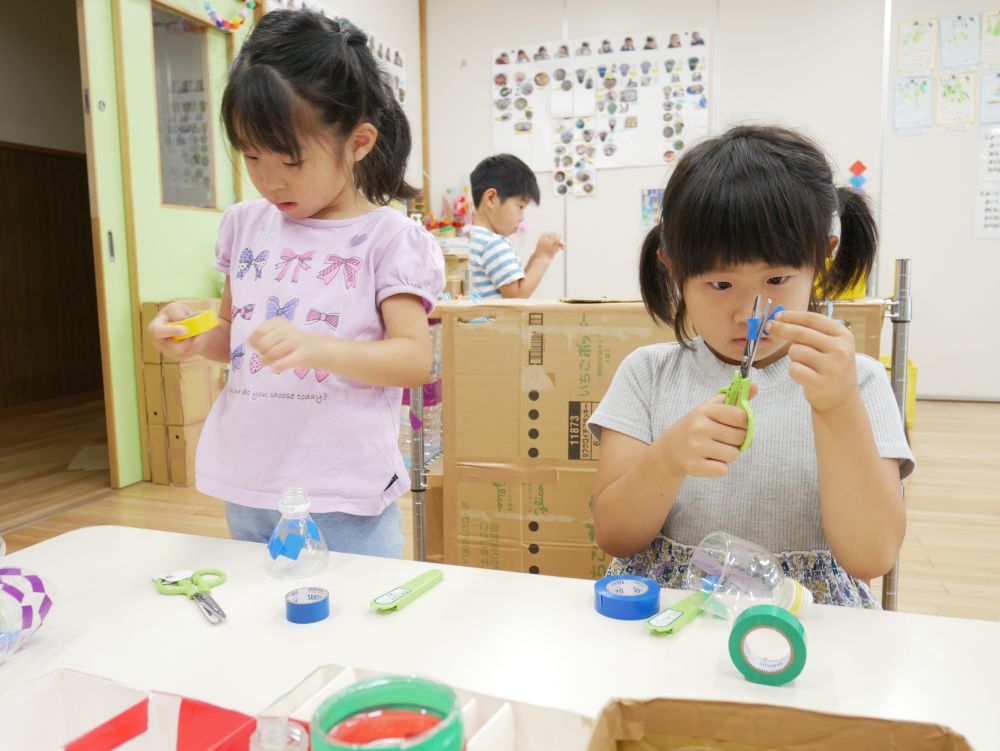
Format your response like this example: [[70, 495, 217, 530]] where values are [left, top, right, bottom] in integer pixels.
[[2, 397, 998, 620]]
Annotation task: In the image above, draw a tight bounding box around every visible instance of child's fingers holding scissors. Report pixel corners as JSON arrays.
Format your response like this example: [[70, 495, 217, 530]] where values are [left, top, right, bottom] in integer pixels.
[[668, 391, 758, 477]]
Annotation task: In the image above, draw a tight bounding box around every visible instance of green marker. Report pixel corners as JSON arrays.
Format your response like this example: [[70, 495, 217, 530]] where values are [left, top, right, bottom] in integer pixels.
[[371, 569, 443, 611], [647, 591, 707, 634]]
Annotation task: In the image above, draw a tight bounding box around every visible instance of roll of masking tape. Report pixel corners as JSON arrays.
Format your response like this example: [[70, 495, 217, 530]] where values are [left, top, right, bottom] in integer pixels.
[[594, 575, 660, 620], [171, 310, 219, 340], [285, 587, 330, 624], [728, 604, 806, 686]]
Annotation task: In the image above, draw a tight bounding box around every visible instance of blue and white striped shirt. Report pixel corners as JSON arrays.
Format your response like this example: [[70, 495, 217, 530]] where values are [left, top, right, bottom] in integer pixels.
[[468, 225, 524, 298]]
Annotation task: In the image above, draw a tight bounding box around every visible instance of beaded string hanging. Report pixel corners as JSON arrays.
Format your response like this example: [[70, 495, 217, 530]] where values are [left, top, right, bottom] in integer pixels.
[[203, 0, 255, 31]]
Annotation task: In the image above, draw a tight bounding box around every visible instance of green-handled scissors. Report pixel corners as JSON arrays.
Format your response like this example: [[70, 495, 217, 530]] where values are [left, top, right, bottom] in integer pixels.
[[153, 569, 227, 625], [719, 295, 777, 453]]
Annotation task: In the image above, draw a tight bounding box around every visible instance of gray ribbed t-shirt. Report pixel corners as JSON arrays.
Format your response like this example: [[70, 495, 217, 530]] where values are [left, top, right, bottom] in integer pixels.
[[587, 338, 915, 553]]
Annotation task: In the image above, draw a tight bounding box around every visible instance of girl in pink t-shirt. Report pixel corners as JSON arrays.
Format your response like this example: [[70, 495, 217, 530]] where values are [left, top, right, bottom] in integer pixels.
[[147, 10, 444, 557]]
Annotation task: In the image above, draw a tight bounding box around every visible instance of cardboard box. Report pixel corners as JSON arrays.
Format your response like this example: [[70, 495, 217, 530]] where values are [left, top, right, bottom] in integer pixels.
[[143, 361, 221, 427], [830, 299, 884, 359], [148, 425, 169, 486], [439, 299, 886, 580], [587, 697, 971, 750], [424, 458, 444, 564], [139, 298, 220, 365], [441, 300, 665, 465], [167, 422, 203, 487], [449, 463, 609, 578]]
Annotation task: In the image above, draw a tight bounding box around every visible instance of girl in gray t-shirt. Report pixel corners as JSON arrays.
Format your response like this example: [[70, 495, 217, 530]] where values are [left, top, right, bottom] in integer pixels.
[[587, 125, 913, 608]]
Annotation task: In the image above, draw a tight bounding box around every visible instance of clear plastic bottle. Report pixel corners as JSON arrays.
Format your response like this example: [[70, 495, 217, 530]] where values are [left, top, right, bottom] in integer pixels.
[[423, 402, 443, 463], [266, 488, 330, 578], [249, 716, 308, 751], [0, 555, 53, 665], [0, 587, 29, 665], [684, 531, 812, 620]]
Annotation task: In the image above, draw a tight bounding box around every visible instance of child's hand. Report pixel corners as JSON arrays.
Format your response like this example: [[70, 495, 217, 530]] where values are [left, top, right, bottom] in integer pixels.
[[249, 319, 324, 374], [660, 389, 758, 478], [766, 310, 857, 413], [535, 232, 565, 257], [148, 302, 203, 361]]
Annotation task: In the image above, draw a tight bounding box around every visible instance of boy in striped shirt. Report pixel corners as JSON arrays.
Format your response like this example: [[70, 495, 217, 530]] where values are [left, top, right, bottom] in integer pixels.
[[468, 154, 564, 298]]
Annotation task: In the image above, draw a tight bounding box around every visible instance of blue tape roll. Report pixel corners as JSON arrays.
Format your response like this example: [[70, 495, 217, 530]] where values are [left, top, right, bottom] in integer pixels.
[[594, 575, 660, 620], [285, 587, 330, 624]]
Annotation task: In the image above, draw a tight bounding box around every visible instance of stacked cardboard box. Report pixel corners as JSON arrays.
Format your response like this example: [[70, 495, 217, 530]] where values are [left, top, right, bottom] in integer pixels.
[[437, 299, 885, 581], [139, 299, 224, 486]]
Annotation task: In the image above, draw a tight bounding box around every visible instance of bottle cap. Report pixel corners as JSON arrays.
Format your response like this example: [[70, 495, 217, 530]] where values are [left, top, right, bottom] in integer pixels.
[[279, 488, 311, 515], [776, 577, 812, 618]]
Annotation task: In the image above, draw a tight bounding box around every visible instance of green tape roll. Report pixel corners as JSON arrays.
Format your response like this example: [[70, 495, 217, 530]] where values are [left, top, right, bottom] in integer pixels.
[[728, 604, 806, 686], [311, 675, 462, 750]]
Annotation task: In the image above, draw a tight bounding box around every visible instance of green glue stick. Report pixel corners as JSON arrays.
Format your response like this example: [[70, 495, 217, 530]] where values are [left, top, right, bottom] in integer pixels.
[[647, 591, 708, 634], [371, 569, 443, 611]]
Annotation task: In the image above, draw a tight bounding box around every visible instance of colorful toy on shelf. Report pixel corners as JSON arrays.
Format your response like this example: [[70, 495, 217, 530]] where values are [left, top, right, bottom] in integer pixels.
[[422, 185, 475, 238], [203, 0, 255, 32]]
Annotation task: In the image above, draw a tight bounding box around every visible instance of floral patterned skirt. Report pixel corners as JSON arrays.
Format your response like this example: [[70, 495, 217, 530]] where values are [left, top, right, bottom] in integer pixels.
[[606, 535, 880, 609]]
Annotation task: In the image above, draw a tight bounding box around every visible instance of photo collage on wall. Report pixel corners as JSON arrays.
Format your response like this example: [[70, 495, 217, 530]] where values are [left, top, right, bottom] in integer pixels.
[[492, 30, 710, 196]]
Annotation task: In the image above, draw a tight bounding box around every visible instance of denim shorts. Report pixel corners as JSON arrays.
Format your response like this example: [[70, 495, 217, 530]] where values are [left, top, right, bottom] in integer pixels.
[[224, 501, 403, 559]]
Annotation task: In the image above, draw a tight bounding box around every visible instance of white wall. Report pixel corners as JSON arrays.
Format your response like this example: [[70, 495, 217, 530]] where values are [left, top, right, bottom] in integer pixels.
[[880, 0, 999, 400], [311, 0, 424, 189], [0, 0, 85, 152], [426, 0, 885, 301]]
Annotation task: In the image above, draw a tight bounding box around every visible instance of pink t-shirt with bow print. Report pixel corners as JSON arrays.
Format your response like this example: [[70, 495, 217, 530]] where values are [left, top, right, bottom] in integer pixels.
[[196, 199, 445, 514]]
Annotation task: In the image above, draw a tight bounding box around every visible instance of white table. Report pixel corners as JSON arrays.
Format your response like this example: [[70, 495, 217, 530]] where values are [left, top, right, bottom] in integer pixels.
[[4, 527, 998, 748]]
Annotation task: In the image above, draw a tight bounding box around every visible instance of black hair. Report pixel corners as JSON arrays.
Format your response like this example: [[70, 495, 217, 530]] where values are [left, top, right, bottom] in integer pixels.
[[470, 154, 541, 207], [640, 124, 877, 341], [221, 9, 417, 205]]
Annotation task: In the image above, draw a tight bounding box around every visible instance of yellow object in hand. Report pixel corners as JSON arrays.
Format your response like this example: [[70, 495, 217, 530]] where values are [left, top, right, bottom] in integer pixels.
[[171, 310, 220, 340]]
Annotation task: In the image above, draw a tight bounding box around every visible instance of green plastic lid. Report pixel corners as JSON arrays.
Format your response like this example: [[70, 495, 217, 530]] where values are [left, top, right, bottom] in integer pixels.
[[311, 675, 463, 751]]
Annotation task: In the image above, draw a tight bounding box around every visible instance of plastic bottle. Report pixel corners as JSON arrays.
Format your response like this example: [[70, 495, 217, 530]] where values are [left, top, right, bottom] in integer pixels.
[[423, 402, 442, 463], [0, 550, 54, 665], [249, 716, 308, 751], [266, 488, 330, 578], [0, 587, 29, 665], [684, 531, 812, 620]]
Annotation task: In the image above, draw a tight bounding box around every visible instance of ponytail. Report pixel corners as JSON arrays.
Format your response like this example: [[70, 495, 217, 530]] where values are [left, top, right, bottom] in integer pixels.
[[354, 93, 419, 204], [639, 224, 689, 339], [820, 187, 878, 299]]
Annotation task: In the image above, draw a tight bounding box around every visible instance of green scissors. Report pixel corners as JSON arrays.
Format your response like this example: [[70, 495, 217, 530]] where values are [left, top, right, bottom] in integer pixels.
[[153, 569, 227, 625], [719, 295, 779, 453]]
